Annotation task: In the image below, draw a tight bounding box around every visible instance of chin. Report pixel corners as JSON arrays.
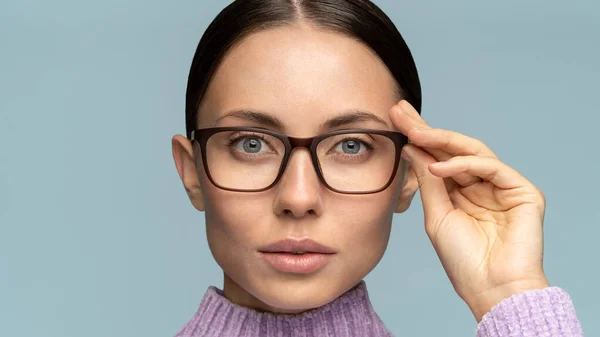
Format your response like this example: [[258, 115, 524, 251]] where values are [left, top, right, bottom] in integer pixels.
[[248, 273, 356, 313]]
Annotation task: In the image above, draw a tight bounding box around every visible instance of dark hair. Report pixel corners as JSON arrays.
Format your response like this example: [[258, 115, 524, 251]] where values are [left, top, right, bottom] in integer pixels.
[[185, 0, 421, 138]]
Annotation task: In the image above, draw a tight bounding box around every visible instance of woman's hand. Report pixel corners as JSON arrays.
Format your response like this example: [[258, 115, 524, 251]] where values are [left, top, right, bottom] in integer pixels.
[[390, 100, 550, 322]]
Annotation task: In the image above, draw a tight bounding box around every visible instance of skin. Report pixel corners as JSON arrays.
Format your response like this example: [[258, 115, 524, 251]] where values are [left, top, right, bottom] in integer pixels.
[[172, 24, 549, 321]]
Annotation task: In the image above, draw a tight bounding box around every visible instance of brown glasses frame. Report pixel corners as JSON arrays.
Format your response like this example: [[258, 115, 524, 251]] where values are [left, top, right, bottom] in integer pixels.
[[189, 127, 408, 195]]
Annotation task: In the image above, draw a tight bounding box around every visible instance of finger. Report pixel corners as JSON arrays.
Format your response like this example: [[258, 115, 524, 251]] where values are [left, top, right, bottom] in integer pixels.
[[429, 155, 530, 190], [422, 146, 483, 187], [391, 100, 492, 186], [390, 100, 429, 134], [409, 127, 497, 158], [390, 103, 484, 186], [401, 144, 454, 236], [390, 100, 497, 158]]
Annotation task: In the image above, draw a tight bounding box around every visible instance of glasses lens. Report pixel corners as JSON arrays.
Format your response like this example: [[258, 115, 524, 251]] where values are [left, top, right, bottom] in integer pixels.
[[206, 130, 285, 190], [317, 132, 397, 192]]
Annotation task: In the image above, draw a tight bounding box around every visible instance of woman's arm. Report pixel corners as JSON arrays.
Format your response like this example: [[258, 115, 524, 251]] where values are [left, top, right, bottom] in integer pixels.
[[476, 287, 583, 337]]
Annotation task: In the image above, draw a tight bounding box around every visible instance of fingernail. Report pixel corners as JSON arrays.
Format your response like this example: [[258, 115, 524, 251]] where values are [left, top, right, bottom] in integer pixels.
[[400, 100, 417, 115]]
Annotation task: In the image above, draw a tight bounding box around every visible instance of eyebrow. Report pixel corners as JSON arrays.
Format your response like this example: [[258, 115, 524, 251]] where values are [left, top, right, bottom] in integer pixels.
[[322, 110, 389, 129], [215, 109, 389, 130], [215, 109, 285, 129]]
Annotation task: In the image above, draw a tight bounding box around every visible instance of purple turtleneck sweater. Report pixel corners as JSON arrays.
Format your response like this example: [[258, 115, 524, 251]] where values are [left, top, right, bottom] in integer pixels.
[[174, 282, 584, 336]]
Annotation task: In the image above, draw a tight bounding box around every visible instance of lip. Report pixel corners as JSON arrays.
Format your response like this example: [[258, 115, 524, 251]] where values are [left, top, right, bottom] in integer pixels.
[[259, 238, 337, 254], [259, 238, 337, 274]]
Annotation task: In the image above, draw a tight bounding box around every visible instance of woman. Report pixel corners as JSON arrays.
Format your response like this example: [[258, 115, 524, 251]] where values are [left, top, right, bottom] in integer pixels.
[[171, 1, 584, 336]]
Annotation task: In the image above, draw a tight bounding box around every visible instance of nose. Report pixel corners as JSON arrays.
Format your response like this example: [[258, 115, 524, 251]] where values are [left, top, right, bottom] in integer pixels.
[[273, 148, 324, 219]]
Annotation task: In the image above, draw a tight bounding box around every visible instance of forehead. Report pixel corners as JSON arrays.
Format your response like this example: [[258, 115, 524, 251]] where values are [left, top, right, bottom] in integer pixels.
[[198, 25, 399, 133]]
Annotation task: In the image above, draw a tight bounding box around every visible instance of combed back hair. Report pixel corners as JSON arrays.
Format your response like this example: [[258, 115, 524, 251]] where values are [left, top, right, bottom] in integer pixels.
[[185, 0, 421, 137]]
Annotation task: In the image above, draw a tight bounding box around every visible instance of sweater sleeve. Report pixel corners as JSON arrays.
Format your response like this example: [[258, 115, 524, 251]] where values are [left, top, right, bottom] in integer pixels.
[[475, 287, 584, 337]]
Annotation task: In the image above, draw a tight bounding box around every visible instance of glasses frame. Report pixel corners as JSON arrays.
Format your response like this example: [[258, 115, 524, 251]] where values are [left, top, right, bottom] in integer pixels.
[[189, 127, 408, 195]]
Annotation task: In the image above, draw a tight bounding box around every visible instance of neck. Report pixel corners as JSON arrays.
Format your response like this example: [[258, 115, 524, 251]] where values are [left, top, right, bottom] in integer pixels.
[[174, 280, 393, 337]]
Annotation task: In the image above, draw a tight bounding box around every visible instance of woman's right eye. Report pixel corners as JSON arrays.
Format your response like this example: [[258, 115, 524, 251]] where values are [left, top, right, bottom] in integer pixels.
[[233, 137, 271, 154]]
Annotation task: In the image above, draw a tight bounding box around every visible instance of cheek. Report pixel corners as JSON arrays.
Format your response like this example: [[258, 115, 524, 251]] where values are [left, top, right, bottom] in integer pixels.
[[204, 190, 269, 246], [330, 187, 398, 269], [197, 162, 269, 242], [201, 182, 274, 272]]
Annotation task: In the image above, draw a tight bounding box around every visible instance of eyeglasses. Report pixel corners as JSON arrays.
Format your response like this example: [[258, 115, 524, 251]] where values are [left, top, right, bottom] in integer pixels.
[[189, 127, 408, 194]]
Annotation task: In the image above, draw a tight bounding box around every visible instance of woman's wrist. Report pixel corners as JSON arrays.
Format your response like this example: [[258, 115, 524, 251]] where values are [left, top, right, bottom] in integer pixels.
[[466, 278, 550, 322]]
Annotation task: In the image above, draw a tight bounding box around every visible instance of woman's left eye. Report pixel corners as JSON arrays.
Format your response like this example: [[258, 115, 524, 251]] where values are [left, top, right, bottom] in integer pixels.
[[334, 140, 368, 155]]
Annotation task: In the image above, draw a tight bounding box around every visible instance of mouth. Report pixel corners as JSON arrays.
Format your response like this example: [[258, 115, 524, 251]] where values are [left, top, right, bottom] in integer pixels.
[[258, 238, 337, 274]]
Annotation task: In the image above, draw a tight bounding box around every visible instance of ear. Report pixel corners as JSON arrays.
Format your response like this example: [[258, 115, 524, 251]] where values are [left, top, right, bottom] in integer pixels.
[[394, 158, 418, 213], [172, 134, 205, 211]]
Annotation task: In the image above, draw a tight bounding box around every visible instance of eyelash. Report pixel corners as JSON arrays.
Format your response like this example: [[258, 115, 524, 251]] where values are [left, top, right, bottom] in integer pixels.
[[224, 132, 376, 154], [225, 132, 274, 153]]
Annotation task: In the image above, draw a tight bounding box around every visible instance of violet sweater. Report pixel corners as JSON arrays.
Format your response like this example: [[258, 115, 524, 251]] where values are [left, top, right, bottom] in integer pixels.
[[174, 282, 583, 336]]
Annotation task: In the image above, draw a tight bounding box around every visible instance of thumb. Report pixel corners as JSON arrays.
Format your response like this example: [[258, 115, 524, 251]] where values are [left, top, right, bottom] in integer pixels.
[[401, 144, 454, 236]]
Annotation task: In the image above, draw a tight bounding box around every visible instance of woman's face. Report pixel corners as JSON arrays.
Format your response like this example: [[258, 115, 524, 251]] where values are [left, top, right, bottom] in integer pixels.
[[173, 24, 417, 313]]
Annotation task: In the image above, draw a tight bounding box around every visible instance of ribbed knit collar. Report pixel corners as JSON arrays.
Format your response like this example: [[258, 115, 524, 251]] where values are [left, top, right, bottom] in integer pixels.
[[174, 281, 393, 337]]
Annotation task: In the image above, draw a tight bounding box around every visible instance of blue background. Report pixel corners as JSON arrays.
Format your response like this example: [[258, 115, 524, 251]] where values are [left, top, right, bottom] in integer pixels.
[[1, 0, 598, 336]]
